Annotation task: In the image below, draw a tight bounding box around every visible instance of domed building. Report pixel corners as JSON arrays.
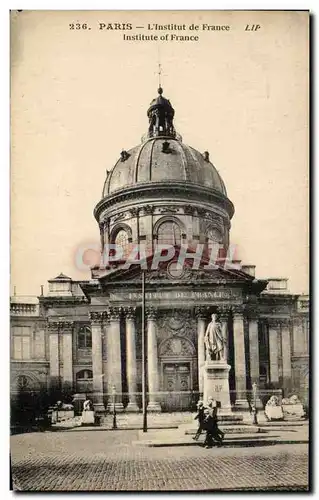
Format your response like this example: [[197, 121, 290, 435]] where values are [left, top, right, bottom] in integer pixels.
[[10, 88, 309, 416]]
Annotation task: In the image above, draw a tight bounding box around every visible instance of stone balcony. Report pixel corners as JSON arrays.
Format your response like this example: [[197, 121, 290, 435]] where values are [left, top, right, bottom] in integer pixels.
[[10, 296, 40, 316]]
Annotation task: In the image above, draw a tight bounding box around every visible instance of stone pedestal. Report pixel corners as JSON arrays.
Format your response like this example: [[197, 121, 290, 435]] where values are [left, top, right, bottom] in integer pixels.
[[282, 403, 305, 420], [203, 361, 232, 413], [265, 405, 284, 421]]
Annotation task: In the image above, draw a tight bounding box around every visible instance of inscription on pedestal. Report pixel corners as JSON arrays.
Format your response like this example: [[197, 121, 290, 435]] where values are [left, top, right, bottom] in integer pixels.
[[203, 362, 232, 413]]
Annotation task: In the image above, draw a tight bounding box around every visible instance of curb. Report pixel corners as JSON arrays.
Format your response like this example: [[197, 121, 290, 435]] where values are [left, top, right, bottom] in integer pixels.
[[135, 439, 309, 448], [57, 425, 180, 432]]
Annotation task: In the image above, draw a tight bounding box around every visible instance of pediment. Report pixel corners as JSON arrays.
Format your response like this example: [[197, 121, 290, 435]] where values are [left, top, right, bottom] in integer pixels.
[[96, 258, 256, 286]]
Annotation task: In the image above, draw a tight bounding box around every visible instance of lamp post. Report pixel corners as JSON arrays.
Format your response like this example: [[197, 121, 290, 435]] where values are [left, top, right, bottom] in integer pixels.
[[252, 382, 258, 425], [112, 384, 117, 430]]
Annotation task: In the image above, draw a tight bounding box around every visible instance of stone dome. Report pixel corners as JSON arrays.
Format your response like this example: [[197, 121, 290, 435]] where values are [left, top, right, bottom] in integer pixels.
[[102, 138, 227, 197]]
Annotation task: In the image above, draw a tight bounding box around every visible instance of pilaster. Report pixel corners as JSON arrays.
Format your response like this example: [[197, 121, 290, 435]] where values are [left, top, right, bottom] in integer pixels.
[[281, 318, 292, 393], [232, 306, 249, 409], [106, 307, 124, 412], [268, 318, 280, 387], [89, 312, 105, 412], [195, 306, 208, 396]]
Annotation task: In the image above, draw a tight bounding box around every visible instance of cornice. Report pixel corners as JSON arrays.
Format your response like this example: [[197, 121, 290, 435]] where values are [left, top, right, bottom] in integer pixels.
[[47, 321, 74, 331], [94, 181, 234, 221]]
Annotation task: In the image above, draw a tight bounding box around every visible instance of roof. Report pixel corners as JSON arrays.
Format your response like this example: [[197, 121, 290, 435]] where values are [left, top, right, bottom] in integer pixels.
[[102, 138, 227, 198], [49, 272, 72, 282]]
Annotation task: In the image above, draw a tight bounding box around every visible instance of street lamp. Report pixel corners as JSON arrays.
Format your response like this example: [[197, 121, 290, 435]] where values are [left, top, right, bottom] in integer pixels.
[[252, 382, 258, 425], [112, 385, 117, 430]]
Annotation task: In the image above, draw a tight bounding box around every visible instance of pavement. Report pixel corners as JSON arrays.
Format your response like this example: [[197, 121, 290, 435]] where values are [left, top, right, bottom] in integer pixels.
[[10, 424, 309, 491], [134, 423, 308, 448]]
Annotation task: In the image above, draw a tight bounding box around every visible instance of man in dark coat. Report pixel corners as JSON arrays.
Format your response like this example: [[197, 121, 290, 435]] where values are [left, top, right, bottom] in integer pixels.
[[193, 400, 206, 440], [203, 399, 224, 448]]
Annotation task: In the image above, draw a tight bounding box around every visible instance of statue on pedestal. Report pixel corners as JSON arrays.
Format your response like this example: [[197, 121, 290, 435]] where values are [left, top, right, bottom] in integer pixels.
[[204, 314, 226, 362]]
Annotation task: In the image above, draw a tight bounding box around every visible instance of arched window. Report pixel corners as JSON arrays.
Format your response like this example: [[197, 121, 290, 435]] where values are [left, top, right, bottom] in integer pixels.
[[114, 229, 130, 258], [76, 369, 93, 381], [206, 227, 223, 244], [78, 326, 92, 349], [157, 221, 181, 246]]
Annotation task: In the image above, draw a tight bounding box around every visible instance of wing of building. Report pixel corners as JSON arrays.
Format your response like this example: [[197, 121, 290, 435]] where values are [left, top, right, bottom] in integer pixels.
[[10, 88, 309, 413]]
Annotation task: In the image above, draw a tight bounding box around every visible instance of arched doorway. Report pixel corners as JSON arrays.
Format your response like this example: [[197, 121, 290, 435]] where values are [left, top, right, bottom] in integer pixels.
[[159, 337, 197, 411]]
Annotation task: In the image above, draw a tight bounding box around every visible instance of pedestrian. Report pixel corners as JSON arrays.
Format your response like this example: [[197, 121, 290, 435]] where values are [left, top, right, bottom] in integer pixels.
[[193, 400, 205, 440], [203, 399, 224, 448]]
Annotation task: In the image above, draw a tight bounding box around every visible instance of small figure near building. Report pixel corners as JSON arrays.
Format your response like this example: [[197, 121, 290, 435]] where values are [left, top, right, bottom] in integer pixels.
[[203, 398, 225, 448], [264, 395, 284, 421], [193, 400, 206, 441], [81, 398, 95, 426]]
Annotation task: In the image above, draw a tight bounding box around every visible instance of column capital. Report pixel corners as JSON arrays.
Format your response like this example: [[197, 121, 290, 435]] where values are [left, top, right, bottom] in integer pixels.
[[217, 305, 231, 319], [48, 321, 74, 332], [244, 307, 259, 321], [279, 317, 291, 328], [108, 306, 122, 321], [194, 306, 209, 320], [146, 306, 157, 320], [231, 305, 244, 317], [124, 306, 136, 320], [267, 317, 281, 328], [89, 311, 104, 324]]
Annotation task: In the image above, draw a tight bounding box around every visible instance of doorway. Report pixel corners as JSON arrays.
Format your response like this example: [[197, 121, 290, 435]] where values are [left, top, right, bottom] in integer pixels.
[[162, 362, 192, 411]]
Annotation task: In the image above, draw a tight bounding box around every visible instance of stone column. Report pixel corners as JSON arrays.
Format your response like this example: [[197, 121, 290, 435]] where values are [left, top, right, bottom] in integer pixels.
[[247, 314, 259, 385], [124, 307, 139, 412], [107, 307, 124, 411], [48, 322, 61, 391], [146, 307, 161, 412], [219, 306, 230, 363], [281, 318, 292, 393], [232, 307, 249, 409], [246, 313, 263, 409], [268, 319, 279, 386], [195, 307, 207, 396], [292, 318, 305, 355], [89, 312, 105, 412], [61, 321, 74, 392]]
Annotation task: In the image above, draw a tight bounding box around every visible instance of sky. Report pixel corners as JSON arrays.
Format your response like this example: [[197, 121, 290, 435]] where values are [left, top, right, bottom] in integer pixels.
[[10, 10, 309, 296]]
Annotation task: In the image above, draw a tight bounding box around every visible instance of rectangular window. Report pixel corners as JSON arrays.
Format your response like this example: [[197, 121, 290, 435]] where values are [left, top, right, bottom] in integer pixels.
[[13, 336, 31, 360], [34, 330, 45, 358]]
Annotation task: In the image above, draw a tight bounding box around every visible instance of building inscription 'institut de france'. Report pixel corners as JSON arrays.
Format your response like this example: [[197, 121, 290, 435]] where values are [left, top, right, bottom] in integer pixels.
[[10, 87, 309, 412]]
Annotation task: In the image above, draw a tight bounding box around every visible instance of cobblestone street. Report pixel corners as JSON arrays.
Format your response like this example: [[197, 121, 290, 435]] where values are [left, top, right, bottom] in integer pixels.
[[11, 429, 309, 491]]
